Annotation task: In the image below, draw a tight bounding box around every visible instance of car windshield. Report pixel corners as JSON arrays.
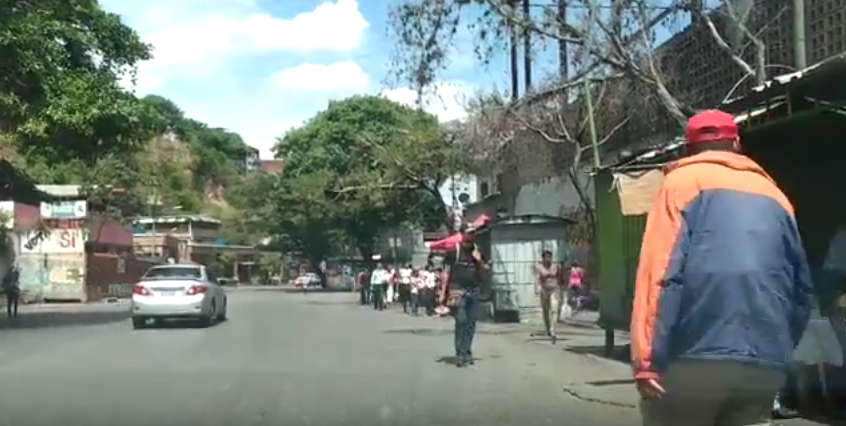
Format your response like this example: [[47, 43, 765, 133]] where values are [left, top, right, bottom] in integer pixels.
[[144, 267, 202, 280]]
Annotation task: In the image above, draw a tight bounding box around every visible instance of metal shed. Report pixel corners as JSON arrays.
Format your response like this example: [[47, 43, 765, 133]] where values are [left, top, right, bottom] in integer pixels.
[[476, 214, 576, 323]]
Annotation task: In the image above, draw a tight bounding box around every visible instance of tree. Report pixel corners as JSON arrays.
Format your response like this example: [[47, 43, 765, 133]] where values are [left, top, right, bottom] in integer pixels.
[[0, 0, 157, 161], [263, 95, 468, 269], [388, 0, 783, 128]]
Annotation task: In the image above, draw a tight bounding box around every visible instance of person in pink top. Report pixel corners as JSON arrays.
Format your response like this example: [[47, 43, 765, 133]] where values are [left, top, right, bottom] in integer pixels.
[[566, 260, 586, 315]]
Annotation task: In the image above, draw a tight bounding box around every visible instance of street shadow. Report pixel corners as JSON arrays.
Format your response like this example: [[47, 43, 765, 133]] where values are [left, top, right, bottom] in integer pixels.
[[565, 343, 631, 364], [384, 327, 526, 337], [277, 288, 353, 294], [435, 355, 483, 365], [527, 336, 570, 343], [584, 378, 636, 387], [0, 310, 130, 330], [304, 300, 360, 306], [138, 317, 226, 330], [559, 320, 601, 330]]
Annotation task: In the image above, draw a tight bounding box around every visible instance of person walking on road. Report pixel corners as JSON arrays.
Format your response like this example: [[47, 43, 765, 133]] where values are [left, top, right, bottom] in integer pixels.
[[565, 260, 585, 318], [423, 265, 437, 316], [3, 266, 20, 319], [398, 264, 413, 313], [535, 250, 561, 343], [357, 268, 370, 306], [410, 268, 423, 316], [441, 224, 487, 368], [370, 261, 389, 311], [630, 110, 813, 426]]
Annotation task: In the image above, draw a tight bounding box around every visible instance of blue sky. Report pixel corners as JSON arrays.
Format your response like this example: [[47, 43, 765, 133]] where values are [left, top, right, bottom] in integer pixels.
[[99, 0, 698, 158], [100, 0, 518, 157]]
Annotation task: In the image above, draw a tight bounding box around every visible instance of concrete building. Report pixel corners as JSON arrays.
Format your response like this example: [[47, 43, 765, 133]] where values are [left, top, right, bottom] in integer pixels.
[[10, 185, 140, 302], [132, 215, 256, 280], [258, 159, 284, 175], [659, 0, 846, 109]]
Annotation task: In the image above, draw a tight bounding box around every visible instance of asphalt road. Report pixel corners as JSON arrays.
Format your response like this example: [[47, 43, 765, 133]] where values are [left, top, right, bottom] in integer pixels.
[[0, 291, 830, 426]]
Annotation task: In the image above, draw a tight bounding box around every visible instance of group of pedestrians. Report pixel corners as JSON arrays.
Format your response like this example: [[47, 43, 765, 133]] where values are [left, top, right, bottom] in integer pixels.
[[356, 225, 486, 368], [356, 223, 591, 368], [356, 258, 440, 316]]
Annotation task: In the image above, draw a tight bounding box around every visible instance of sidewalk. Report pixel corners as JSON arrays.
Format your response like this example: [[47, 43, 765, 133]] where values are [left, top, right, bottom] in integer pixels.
[[365, 298, 832, 426]]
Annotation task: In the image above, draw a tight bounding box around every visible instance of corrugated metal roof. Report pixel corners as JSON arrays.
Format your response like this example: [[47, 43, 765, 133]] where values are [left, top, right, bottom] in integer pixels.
[[133, 215, 222, 225], [35, 185, 83, 197], [723, 53, 846, 110], [599, 102, 782, 172]]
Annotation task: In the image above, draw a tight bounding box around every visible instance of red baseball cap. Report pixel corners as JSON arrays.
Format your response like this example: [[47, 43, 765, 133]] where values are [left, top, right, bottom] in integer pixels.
[[685, 109, 738, 145]]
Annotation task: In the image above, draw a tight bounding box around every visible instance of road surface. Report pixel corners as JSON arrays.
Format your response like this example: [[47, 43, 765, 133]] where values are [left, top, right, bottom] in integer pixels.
[[0, 291, 829, 426]]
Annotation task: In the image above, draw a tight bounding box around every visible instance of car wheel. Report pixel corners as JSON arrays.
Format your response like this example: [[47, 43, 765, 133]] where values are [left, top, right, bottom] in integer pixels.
[[200, 302, 216, 327], [132, 317, 146, 330], [216, 298, 227, 322]]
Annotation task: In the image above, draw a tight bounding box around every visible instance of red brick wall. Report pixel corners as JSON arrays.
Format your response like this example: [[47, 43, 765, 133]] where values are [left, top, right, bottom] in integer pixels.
[[85, 254, 161, 301]]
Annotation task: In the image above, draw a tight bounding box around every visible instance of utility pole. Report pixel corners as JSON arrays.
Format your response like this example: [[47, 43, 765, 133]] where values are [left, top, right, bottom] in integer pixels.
[[793, 0, 806, 69], [522, 0, 532, 91], [509, 0, 520, 101], [557, 0, 568, 81]]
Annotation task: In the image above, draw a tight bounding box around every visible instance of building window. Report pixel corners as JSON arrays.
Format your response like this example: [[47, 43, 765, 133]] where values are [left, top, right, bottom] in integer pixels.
[[480, 181, 490, 197]]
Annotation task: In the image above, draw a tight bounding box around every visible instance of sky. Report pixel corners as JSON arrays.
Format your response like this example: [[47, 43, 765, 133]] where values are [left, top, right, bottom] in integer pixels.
[[99, 0, 698, 159], [100, 0, 519, 158]]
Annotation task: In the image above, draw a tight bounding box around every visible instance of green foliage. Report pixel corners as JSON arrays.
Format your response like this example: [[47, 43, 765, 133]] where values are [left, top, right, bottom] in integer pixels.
[[258, 95, 469, 264], [0, 0, 156, 161], [0, 0, 257, 247]]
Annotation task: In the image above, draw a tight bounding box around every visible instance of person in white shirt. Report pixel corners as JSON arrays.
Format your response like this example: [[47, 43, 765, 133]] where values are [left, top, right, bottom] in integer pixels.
[[370, 262, 389, 311], [418, 265, 434, 316], [385, 267, 397, 307], [398, 264, 413, 313], [410, 268, 424, 316]]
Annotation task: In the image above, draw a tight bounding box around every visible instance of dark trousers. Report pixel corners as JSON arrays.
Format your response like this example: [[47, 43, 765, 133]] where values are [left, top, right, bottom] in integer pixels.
[[359, 286, 369, 305], [6, 292, 18, 318], [454, 287, 480, 360], [423, 289, 435, 316], [410, 291, 420, 315], [372, 285, 385, 311], [399, 285, 411, 313]]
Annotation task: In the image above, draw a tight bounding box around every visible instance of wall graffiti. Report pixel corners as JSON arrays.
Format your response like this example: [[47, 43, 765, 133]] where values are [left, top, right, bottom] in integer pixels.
[[21, 229, 86, 254], [17, 253, 85, 302]]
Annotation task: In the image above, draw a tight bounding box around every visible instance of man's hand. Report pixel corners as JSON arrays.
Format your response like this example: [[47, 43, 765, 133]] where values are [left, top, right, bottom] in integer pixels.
[[635, 378, 666, 400], [534, 286, 540, 296]]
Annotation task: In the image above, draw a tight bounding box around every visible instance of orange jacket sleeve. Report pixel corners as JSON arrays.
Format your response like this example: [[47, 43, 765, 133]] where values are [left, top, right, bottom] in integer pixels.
[[630, 179, 687, 380]]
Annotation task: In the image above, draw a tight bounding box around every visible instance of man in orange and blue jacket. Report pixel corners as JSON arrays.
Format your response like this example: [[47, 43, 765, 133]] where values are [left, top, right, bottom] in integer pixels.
[[630, 110, 814, 426]]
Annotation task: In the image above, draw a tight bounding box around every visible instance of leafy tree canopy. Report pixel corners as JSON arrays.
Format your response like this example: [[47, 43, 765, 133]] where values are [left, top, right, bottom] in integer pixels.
[[258, 95, 470, 265], [0, 0, 157, 162]]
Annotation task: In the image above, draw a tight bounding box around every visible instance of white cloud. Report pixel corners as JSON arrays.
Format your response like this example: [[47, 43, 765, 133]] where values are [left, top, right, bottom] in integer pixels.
[[269, 62, 369, 92], [110, 0, 369, 91], [382, 82, 472, 122], [101, 0, 373, 157]]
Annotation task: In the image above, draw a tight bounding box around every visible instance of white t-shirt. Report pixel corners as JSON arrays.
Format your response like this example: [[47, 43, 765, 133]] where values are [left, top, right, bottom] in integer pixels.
[[399, 268, 413, 285], [424, 271, 437, 288], [370, 269, 389, 285]]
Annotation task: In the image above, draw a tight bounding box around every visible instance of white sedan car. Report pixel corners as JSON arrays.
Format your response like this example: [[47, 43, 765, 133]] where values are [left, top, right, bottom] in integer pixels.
[[130, 264, 228, 329], [295, 273, 321, 288]]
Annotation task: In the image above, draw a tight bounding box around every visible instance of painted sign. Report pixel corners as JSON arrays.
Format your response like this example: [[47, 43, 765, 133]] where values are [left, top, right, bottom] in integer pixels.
[[40, 200, 87, 219], [21, 229, 87, 254]]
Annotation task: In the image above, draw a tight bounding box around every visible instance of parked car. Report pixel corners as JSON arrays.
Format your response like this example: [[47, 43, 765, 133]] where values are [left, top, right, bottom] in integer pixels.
[[130, 264, 228, 329], [295, 273, 321, 288]]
